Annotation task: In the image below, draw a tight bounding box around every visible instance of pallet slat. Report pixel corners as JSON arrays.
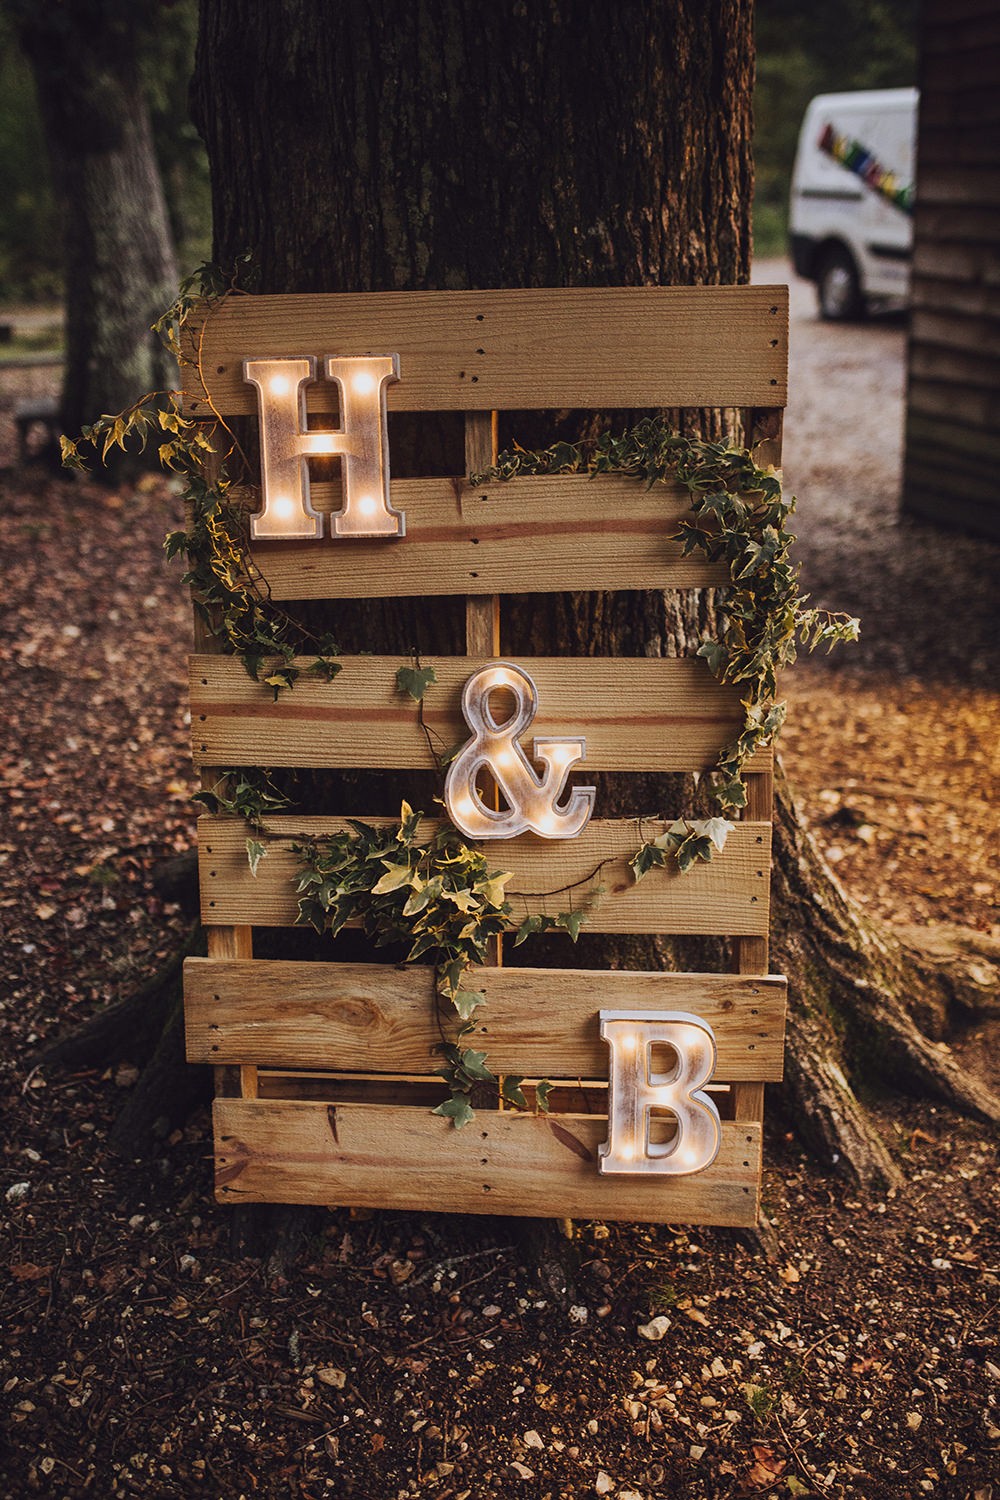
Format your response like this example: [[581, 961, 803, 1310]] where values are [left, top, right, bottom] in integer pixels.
[[213, 1099, 762, 1226], [236, 474, 727, 599], [182, 286, 788, 417], [190, 653, 771, 774], [184, 960, 787, 1080], [197, 815, 771, 936]]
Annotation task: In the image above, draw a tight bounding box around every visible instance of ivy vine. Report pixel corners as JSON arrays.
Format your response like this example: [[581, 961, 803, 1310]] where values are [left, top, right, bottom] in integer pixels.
[[470, 421, 860, 872]]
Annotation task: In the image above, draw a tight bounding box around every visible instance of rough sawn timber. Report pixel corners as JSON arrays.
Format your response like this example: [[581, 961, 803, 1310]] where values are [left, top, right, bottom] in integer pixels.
[[213, 1098, 762, 1226], [184, 960, 787, 1080], [181, 285, 788, 416], [197, 815, 772, 935], [189, 653, 772, 774], [231, 474, 728, 599]]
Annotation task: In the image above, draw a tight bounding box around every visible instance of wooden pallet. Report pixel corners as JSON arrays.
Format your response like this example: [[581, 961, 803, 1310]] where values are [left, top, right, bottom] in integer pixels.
[[181, 284, 788, 1226]]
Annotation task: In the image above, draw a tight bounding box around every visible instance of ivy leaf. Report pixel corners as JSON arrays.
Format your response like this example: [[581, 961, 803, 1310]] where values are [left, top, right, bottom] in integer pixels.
[[245, 839, 267, 877], [432, 1095, 475, 1130], [514, 914, 544, 946], [501, 1076, 528, 1109], [436, 957, 466, 1000], [444, 887, 479, 913], [398, 800, 421, 841], [715, 777, 747, 811], [264, 668, 298, 700], [700, 817, 733, 852], [396, 665, 437, 701], [163, 529, 190, 561], [556, 909, 586, 942], [677, 834, 713, 873], [458, 1048, 495, 1083], [371, 863, 414, 895], [697, 639, 727, 676], [479, 872, 512, 908], [452, 988, 486, 1021], [309, 657, 342, 683], [535, 1079, 554, 1113], [59, 434, 88, 471], [629, 843, 662, 882]]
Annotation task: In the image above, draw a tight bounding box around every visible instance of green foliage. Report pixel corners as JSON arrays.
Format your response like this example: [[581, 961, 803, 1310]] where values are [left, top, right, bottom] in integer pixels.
[[193, 768, 292, 826], [473, 418, 859, 825], [0, 15, 61, 301], [292, 804, 571, 1125], [293, 804, 513, 1127], [395, 664, 437, 701], [630, 817, 733, 884]]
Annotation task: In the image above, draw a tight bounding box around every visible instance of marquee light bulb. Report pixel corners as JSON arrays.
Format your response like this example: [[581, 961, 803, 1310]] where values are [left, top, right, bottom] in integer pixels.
[[269, 374, 290, 397]]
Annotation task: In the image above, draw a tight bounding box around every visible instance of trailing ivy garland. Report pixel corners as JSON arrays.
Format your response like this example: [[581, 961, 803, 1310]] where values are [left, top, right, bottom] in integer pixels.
[[60, 270, 859, 1127], [471, 421, 860, 836]]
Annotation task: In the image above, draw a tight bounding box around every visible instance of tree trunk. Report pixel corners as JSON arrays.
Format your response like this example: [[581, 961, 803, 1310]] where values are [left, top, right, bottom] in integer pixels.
[[15, 0, 177, 436]]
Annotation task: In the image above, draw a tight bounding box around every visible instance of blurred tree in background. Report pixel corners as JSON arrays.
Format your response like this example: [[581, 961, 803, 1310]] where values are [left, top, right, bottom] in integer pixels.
[[754, 0, 919, 256], [0, 0, 210, 308], [0, 14, 63, 303]]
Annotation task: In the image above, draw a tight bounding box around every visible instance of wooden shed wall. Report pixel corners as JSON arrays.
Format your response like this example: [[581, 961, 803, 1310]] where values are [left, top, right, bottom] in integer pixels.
[[902, 0, 1000, 540]]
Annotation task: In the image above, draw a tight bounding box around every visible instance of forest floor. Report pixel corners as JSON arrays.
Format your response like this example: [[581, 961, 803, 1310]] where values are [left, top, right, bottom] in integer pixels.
[[1, 266, 998, 1499]]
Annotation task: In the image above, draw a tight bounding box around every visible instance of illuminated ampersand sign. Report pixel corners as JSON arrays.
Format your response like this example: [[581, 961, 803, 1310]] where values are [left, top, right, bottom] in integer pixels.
[[243, 354, 404, 540], [444, 661, 596, 840], [599, 1011, 722, 1176]]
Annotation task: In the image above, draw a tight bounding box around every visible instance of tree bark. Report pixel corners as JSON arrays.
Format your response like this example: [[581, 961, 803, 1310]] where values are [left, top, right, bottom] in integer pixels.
[[14, 0, 177, 435]]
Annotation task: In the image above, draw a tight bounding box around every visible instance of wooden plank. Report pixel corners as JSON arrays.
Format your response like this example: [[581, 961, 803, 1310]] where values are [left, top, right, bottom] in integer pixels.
[[904, 409, 1000, 465], [906, 375, 993, 430], [911, 309, 1000, 360], [181, 286, 788, 417], [190, 445, 258, 1103], [213, 1099, 761, 1226], [197, 814, 772, 936], [908, 341, 1000, 393], [189, 654, 771, 774], [237, 474, 727, 599], [901, 481, 1000, 541], [917, 167, 1000, 209], [918, 84, 1000, 130], [913, 239, 1000, 284], [919, 128, 1000, 168], [184, 960, 787, 1080], [911, 276, 1000, 321]]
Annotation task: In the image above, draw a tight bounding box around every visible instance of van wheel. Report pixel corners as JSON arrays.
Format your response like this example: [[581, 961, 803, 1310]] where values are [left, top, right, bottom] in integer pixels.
[[817, 247, 865, 322]]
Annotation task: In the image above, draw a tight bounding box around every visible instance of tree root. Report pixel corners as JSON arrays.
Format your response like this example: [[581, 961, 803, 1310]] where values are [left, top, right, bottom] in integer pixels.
[[36, 923, 201, 1073], [771, 761, 1000, 1190], [35, 923, 209, 1152]]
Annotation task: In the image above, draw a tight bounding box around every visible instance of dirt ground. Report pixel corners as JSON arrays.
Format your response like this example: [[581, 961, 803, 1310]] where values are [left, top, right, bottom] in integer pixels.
[[1, 266, 997, 1499]]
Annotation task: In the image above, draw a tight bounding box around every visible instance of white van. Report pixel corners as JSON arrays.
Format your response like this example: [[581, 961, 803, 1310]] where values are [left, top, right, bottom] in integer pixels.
[[789, 87, 918, 320]]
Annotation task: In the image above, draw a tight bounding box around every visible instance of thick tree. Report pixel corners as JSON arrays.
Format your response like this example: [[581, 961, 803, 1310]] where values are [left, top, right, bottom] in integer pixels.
[[11, 0, 177, 434], [44, 0, 998, 1199]]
